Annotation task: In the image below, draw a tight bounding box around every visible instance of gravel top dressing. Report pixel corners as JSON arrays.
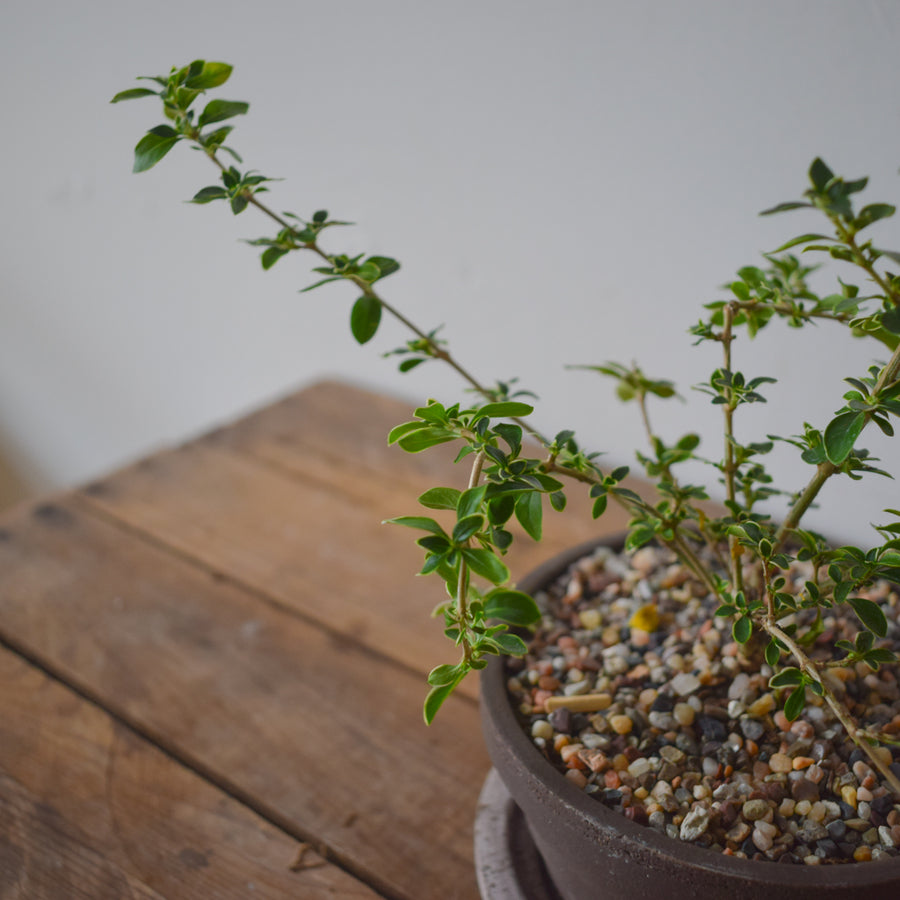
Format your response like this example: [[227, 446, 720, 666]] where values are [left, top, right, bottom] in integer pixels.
[[505, 543, 900, 865]]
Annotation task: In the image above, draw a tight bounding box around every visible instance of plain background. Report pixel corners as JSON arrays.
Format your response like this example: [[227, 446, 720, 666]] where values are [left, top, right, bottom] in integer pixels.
[[1, 1, 899, 542]]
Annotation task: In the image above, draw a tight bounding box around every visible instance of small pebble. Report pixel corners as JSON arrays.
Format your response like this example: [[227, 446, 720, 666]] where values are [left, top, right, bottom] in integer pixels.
[[768, 753, 792, 774], [742, 799, 769, 821], [746, 693, 776, 717], [680, 806, 711, 841], [609, 715, 633, 735], [628, 757, 652, 777], [671, 672, 701, 696]]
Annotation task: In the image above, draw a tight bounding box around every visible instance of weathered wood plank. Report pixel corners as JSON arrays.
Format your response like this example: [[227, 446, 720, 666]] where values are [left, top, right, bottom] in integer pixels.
[[0, 501, 486, 900], [77, 383, 634, 695], [0, 647, 380, 899]]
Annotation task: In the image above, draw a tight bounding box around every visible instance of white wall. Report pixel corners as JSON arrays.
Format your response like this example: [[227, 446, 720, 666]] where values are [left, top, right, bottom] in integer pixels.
[[1, 1, 898, 542]]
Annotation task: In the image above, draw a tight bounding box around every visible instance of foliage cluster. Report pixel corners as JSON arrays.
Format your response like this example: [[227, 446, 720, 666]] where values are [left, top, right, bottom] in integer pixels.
[[114, 61, 900, 791]]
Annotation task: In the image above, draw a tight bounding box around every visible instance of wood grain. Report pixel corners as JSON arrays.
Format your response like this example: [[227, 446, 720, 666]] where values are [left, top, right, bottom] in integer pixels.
[[0, 500, 486, 900], [77, 381, 636, 696], [0, 647, 379, 899]]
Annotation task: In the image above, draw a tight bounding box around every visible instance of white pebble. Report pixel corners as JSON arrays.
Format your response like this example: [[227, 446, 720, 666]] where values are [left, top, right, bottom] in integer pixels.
[[679, 806, 711, 842], [671, 672, 701, 696], [532, 720, 554, 740], [628, 757, 652, 777]]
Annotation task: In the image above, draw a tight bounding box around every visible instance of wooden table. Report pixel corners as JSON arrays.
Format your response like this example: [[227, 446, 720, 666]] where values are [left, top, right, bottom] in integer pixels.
[[0, 381, 630, 899]]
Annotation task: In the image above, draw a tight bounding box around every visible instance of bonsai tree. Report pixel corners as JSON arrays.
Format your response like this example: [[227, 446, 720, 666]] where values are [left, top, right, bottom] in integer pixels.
[[113, 60, 900, 797]]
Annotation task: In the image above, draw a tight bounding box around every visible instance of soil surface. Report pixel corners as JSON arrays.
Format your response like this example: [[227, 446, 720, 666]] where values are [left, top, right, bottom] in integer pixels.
[[505, 543, 900, 865]]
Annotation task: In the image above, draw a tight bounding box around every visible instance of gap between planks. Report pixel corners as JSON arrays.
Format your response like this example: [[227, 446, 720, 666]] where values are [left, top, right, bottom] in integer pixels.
[[0, 629, 395, 900]]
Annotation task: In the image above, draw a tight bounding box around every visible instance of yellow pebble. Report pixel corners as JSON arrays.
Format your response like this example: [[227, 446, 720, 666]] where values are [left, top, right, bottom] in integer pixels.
[[545, 693, 612, 713], [609, 714, 634, 735], [841, 785, 858, 809], [629, 603, 660, 632]]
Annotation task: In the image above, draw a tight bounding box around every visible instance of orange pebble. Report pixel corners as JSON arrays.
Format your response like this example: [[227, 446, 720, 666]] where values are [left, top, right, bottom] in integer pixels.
[[605, 770, 621, 789], [532, 689, 552, 711], [792, 757, 814, 770]]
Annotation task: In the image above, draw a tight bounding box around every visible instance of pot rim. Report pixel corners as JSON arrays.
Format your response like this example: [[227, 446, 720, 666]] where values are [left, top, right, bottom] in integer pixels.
[[481, 534, 900, 889]]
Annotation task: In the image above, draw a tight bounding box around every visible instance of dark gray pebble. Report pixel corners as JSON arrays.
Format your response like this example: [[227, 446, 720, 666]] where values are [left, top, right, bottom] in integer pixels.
[[740, 719, 765, 741], [697, 716, 728, 742], [549, 708, 572, 734], [815, 838, 841, 858]]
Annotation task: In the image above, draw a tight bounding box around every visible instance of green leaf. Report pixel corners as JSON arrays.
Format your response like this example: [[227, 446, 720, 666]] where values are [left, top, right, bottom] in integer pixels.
[[483, 589, 540, 626], [809, 157, 834, 192], [198, 99, 249, 127], [365, 255, 401, 280], [191, 185, 228, 204], [397, 428, 458, 453], [732, 615, 753, 644], [514, 491, 542, 541], [462, 548, 510, 584], [350, 295, 382, 345], [769, 667, 803, 688], [457, 486, 487, 519], [387, 420, 427, 445], [260, 246, 289, 270], [418, 487, 461, 510], [856, 203, 895, 229], [823, 411, 866, 464], [764, 640, 780, 668], [184, 61, 233, 90], [881, 306, 900, 336], [848, 596, 888, 637], [383, 516, 447, 536], [864, 648, 898, 667], [772, 233, 831, 253], [427, 663, 462, 686], [452, 514, 484, 544], [300, 276, 342, 293], [477, 401, 534, 419], [356, 262, 380, 282], [487, 631, 528, 655], [423, 676, 463, 725], [759, 201, 814, 216], [110, 87, 159, 103], [230, 193, 249, 215], [591, 494, 608, 519], [133, 129, 180, 172], [783, 685, 806, 721], [625, 523, 655, 552]]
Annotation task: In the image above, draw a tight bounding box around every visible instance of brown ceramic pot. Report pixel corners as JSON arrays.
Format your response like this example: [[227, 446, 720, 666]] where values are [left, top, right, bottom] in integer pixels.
[[479, 537, 900, 900]]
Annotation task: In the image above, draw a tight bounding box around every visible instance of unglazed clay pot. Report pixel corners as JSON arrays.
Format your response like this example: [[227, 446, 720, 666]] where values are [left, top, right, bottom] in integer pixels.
[[478, 537, 900, 900]]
